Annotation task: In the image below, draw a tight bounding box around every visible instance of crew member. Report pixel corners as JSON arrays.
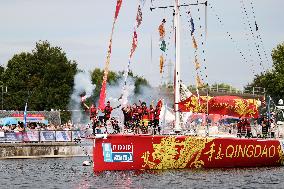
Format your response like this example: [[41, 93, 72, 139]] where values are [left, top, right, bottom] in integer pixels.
[[141, 102, 149, 134], [103, 101, 113, 123], [149, 104, 155, 134], [154, 104, 162, 135]]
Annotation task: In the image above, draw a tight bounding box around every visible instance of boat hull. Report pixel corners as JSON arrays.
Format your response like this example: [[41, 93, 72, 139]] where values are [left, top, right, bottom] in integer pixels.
[[93, 135, 284, 171]]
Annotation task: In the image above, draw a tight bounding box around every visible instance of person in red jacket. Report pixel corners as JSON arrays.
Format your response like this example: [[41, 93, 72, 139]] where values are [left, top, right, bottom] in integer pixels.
[[82, 103, 98, 135], [141, 102, 149, 134], [103, 101, 113, 123]]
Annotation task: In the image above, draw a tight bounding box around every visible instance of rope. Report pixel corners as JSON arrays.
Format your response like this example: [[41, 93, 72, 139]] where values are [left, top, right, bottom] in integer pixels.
[[208, 2, 251, 74], [239, 0, 256, 75], [240, 0, 265, 72], [248, 0, 271, 69]]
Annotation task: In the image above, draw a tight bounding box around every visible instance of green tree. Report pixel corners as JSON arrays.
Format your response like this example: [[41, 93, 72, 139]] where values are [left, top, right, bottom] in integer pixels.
[[248, 42, 284, 101], [2, 41, 77, 110], [0, 65, 4, 82]]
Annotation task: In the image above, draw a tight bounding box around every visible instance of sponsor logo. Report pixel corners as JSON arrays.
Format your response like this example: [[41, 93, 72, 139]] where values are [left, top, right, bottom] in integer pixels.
[[102, 143, 133, 162]]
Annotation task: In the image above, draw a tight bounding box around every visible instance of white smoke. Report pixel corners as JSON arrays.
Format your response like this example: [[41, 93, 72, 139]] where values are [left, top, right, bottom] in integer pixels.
[[69, 72, 95, 124]]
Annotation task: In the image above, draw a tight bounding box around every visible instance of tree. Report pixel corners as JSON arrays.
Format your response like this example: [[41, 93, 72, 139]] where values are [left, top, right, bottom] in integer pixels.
[[0, 65, 4, 83], [247, 42, 284, 101], [2, 41, 77, 110]]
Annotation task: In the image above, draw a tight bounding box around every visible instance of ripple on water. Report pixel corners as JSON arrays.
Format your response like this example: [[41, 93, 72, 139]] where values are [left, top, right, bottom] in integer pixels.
[[1, 158, 284, 189]]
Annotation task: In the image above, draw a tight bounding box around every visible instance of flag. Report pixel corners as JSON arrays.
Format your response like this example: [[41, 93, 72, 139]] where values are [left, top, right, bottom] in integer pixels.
[[130, 31, 138, 58], [196, 75, 204, 88], [98, 79, 107, 111], [160, 55, 164, 73], [190, 17, 195, 36], [114, 0, 123, 20], [192, 36, 198, 49], [195, 56, 200, 70], [23, 102, 27, 128], [136, 5, 143, 28], [160, 40, 166, 52], [255, 21, 259, 31], [158, 22, 165, 40]]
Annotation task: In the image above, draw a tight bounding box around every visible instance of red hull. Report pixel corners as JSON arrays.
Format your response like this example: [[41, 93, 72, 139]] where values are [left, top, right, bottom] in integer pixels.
[[93, 135, 284, 171]]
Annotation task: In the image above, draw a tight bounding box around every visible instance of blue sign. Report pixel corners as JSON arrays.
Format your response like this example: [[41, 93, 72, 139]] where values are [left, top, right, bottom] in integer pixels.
[[112, 152, 133, 162], [102, 143, 133, 163], [5, 132, 23, 142], [40, 131, 55, 141]]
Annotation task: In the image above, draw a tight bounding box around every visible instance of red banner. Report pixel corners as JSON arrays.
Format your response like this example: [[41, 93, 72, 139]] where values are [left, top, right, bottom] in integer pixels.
[[93, 135, 284, 171], [114, 0, 123, 20], [178, 96, 259, 118]]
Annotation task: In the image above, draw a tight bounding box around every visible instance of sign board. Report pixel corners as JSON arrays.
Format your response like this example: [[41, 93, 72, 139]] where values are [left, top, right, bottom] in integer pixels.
[[40, 131, 55, 141], [55, 131, 71, 142], [102, 143, 133, 163]]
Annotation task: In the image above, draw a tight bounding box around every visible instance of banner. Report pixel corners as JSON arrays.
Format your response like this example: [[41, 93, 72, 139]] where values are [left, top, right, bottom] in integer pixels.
[[93, 135, 283, 171], [40, 131, 55, 141], [5, 132, 23, 142], [23, 131, 40, 142], [56, 131, 72, 142], [98, 0, 123, 110], [178, 95, 259, 118], [72, 131, 83, 141]]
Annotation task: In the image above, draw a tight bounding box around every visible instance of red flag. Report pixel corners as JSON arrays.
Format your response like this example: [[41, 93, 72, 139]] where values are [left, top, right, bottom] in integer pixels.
[[130, 31, 138, 58], [136, 5, 142, 28], [115, 0, 123, 20], [98, 79, 107, 111]]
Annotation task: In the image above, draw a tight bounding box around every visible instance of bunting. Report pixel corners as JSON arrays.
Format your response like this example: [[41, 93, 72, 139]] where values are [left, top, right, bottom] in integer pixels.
[[192, 36, 198, 49], [158, 21, 166, 40], [160, 40, 166, 52], [160, 55, 164, 73], [98, 0, 123, 110], [121, 3, 144, 106], [190, 17, 195, 36], [115, 0, 123, 20], [158, 19, 167, 75], [195, 56, 200, 70], [130, 30, 138, 58], [196, 75, 204, 88], [136, 5, 143, 28]]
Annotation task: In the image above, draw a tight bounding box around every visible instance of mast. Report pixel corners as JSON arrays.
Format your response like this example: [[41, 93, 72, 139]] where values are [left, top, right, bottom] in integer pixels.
[[174, 0, 181, 132]]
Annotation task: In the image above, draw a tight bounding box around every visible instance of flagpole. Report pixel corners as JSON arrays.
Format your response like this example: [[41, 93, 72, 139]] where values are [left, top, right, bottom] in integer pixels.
[[174, 0, 181, 133]]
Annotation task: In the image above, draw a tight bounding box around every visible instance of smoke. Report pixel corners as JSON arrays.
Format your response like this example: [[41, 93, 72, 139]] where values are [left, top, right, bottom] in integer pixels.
[[69, 72, 95, 124]]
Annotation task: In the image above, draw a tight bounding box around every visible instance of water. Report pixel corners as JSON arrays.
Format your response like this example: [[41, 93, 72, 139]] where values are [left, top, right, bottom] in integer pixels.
[[1, 157, 284, 189]]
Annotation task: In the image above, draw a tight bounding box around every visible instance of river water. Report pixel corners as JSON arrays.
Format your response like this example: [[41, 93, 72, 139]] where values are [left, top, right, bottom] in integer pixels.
[[1, 157, 284, 189]]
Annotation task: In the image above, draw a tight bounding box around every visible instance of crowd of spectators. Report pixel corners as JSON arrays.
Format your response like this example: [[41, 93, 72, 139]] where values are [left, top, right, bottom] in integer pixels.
[[0, 121, 82, 133]]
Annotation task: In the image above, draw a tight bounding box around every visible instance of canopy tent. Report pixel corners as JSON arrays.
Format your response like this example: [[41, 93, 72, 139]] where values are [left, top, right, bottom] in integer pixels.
[[0, 116, 48, 126], [0, 117, 18, 126]]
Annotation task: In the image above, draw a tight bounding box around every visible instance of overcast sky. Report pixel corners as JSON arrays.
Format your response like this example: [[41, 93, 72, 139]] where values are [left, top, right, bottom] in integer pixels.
[[0, 0, 283, 89]]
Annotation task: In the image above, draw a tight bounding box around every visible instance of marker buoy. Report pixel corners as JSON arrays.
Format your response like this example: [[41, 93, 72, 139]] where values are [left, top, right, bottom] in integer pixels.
[[82, 161, 91, 166]]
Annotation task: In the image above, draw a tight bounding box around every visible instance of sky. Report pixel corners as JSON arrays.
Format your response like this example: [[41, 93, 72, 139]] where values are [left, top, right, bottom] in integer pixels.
[[0, 0, 283, 89]]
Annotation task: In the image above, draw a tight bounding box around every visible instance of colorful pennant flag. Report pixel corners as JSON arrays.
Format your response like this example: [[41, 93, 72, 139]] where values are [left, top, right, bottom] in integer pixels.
[[98, 0, 123, 110], [130, 31, 138, 58], [160, 40, 166, 52], [136, 5, 143, 28], [158, 22, 165, 40], [195, 56, 200, 70], [192, 36, 198, 49], [190, 17, 195, 36], [114, 0, 123, 20], [160, 55, 164, 73], [196, 75, 204, 88]]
